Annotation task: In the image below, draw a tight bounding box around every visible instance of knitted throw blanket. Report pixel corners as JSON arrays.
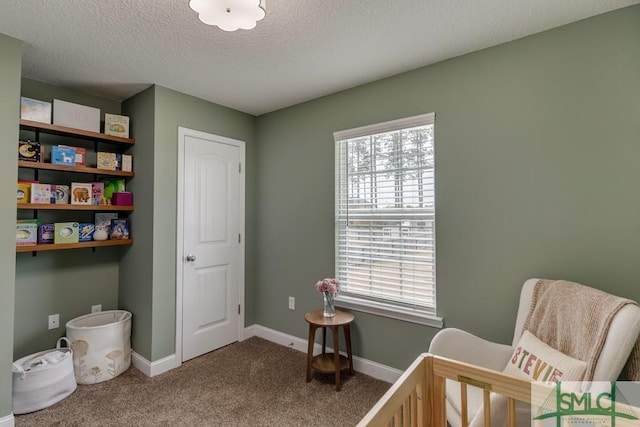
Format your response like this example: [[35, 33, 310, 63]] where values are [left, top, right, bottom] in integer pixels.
[[523, 279, 640, 381]]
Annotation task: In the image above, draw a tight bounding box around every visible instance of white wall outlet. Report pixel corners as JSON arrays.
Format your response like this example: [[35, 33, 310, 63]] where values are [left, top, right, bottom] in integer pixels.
[[48, 313, 60, 330], [288, 296, 295, 310], [91, 304, 102, 313]]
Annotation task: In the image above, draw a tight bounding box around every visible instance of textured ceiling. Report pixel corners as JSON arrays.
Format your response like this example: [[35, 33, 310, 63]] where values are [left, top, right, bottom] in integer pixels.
[[0, 0, 638, 115]]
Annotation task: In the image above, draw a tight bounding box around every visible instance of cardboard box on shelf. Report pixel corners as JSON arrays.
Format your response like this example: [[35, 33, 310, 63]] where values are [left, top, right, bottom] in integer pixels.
[[51, 185, 70, 204], [51, 145, 76, 166], [112, 192, 133, 206], [54, 222, 79, 244], [18, 140, 41, 162], [97, 152, 118, 170], [59, 145, 86, 165], [16, 220, 40, 246], [78, 223, 95, 242], [70, 182, 92, 205], [20, 97, 51, 124], [104, 113, 130, 138], [30, 183, 51, 204], [53, 99, 100, 133], [121, 154, 132, 172], [17, 182, 32, 203], [38, 224, 54, 244]]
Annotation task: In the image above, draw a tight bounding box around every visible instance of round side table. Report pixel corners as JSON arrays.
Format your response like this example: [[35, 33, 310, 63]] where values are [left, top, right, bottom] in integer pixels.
[[305, 308, 354, 391]]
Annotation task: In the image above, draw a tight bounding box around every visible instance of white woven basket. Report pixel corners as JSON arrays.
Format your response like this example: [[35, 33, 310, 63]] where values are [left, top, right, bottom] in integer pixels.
[[12, 337, 77, 414]]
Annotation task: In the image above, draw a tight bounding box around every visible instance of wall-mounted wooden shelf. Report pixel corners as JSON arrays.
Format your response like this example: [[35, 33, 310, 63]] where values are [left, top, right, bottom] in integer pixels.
[[17, 118, 135, 253], [19, 119, 135, 145], [17, 203, 134, 212], [16, 239, 134, 253], [18, 161, 135, 177]]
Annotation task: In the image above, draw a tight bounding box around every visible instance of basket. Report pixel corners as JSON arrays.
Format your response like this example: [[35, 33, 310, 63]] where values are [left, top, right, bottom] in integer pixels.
[[12, 337, 77, 414], [65, 310, 132, 384]]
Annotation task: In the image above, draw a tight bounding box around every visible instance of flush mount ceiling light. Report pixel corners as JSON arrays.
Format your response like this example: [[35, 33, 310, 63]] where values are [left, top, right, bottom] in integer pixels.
[[189, 0, 266, 32]]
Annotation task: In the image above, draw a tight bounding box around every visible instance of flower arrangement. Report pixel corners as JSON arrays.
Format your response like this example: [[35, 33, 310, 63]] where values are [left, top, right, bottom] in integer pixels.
[[315, 278, 340, 317], [315, 278, 341, 294]]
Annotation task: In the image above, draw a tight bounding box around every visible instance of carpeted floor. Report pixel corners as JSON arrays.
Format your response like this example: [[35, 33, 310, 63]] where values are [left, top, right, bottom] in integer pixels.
[[15, 337, 391, 426]]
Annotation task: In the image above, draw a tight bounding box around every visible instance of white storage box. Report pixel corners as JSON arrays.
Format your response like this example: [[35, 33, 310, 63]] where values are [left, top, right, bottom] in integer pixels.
[[65, 310, 132, 384], [12, 338, 76, 414], [20, 97, 52, 124], [53, 99, 100, 133]]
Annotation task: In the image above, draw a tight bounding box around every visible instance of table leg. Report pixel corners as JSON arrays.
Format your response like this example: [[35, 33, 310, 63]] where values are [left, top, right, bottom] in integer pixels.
[[322, 327, 326, 354], [306, 324, 316, 382], [344, 324, 354, 375], [333, 326, 341, 391]]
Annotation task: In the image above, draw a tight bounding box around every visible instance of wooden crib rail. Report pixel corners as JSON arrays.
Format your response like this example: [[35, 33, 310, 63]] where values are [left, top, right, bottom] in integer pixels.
[[358, 354, 430, 427], [358, 353, 534, 427]]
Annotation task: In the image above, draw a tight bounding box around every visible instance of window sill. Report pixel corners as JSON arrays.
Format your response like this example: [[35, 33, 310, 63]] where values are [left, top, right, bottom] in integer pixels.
[[334, 294, 444, 328]]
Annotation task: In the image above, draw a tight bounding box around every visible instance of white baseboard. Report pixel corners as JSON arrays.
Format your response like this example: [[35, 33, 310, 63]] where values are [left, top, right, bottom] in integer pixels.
[[132, 352, 178, 378], [0, 413, 14, 427], [245, 324, 402, 384]]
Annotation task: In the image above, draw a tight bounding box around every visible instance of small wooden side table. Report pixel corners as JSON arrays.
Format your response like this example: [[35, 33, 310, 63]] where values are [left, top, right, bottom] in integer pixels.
[[305, 308, 355, 391]]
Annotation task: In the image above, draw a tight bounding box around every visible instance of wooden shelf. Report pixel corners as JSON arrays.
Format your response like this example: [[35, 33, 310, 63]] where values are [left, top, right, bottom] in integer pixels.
[[311, 353, 350, 374], [17, 119, 135, 253], [18, 203, 134, 211], [20, 119, 135, 145], [16, 239, 134, 253], [18, 161, 134, 177]]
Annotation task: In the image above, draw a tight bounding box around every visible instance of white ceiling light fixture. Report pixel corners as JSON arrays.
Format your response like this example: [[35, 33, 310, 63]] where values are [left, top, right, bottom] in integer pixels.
[[189, 0, 266, 32]]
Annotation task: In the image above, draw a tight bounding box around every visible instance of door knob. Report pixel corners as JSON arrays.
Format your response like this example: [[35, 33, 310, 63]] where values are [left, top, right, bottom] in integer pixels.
[[186, 254, 196, 262]]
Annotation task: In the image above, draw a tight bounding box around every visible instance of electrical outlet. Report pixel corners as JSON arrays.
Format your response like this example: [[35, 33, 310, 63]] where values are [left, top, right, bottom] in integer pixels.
[[288, 296, 295, 310], [91, 304, 102, 313], [48, 313, 60, 330]]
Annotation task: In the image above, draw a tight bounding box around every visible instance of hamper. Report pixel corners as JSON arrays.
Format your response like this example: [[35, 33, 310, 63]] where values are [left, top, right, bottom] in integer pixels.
[[12, 337, 76, 414], [65, 310, 131, 384]]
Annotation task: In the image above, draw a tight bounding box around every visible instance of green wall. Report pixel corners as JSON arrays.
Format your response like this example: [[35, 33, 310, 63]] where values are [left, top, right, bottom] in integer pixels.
[[121, 85, 257, 360], [14, 80, 124, 359], [0, 33, 21, 419], [120, 86, 155, 360], [253, 6, 640, 369]]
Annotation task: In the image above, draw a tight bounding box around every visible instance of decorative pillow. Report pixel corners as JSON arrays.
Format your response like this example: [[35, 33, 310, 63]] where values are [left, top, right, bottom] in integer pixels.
[[503, 330, 587, 383]]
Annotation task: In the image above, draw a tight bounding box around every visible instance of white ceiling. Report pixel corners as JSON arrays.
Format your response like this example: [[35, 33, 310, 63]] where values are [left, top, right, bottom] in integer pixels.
[[0, 0, 638, 116]]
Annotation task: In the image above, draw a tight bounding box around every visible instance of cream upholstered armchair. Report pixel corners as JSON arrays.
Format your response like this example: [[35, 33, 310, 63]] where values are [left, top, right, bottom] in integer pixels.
[[428, 278, 640, 427]]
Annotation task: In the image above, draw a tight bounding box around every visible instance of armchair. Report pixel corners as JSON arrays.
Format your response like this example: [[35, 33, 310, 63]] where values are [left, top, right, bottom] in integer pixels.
[[428, 278, 640, 427]]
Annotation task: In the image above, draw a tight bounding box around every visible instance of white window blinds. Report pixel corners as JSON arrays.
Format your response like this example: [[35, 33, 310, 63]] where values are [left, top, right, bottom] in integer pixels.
[[334, 113, 436, 315]]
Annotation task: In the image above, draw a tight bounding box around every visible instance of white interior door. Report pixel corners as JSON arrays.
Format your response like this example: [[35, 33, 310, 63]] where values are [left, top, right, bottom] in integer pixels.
[[178, 128, 244, 362]]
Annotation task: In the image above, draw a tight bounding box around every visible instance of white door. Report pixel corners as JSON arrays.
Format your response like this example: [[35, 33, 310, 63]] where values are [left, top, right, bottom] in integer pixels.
[[178, 127, 245, 362]]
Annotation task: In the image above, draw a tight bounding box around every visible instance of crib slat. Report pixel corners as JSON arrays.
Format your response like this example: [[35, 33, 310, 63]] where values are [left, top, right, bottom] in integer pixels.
[[410, 389, 418, 427], [433, 375, 447, 427], [460, 382, 468, 427], [394, 407, 402, 426], [421, 357, 431, 427], [402, 399, 409, 426], [483, 390, 491, 426], [507, 397, 516, 427]]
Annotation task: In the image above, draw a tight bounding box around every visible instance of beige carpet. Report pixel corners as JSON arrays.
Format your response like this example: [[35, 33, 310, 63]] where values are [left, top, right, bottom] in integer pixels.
[[15, 337, 391, 426]]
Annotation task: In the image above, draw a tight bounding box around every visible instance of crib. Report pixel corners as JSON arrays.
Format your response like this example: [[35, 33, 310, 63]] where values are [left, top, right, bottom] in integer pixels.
[[357, 353, 534, 427]]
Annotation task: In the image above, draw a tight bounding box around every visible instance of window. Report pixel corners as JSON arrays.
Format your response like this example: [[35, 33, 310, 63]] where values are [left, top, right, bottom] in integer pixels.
[[334, 113, 441, 326]]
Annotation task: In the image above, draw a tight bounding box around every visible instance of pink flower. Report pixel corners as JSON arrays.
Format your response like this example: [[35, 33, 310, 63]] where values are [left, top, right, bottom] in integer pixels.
[[315, 278, 340, 294]]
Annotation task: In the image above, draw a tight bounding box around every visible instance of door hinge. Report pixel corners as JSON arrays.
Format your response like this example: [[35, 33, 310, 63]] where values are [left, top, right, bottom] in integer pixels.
[[238, 304, 241, 315], [239, 163, 242, 173], [238, 233, 241, 243]]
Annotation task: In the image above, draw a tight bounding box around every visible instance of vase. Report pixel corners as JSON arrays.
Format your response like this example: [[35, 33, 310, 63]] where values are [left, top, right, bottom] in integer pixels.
[[323, 292, 336, 318]]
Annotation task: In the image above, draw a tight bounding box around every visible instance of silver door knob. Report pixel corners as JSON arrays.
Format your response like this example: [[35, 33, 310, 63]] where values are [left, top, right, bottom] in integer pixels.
[[186, 254, 196, 262]]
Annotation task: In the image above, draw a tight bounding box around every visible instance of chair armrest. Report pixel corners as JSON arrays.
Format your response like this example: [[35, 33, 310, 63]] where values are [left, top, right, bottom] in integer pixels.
[[428, 328, 514, 372]]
